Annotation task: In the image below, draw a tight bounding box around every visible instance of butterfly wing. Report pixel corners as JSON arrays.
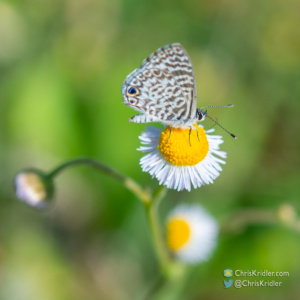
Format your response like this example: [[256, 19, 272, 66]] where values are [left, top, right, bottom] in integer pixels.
[[122, 43, 197, 126]]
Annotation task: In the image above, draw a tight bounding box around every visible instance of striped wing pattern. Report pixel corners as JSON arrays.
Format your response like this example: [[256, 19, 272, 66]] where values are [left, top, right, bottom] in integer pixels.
[[122, 43, 197, 127]]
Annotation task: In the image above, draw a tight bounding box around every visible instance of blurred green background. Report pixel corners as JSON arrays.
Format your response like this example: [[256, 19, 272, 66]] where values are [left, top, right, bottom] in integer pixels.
[[1, 0, 300, 299]]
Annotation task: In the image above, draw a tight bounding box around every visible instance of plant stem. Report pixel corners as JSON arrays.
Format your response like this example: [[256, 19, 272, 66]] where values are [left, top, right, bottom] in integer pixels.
[[145, 186, 171, 275], [220, 205, 300, 235], [47, 157, 151, 204], [47, 158, 173, 277]]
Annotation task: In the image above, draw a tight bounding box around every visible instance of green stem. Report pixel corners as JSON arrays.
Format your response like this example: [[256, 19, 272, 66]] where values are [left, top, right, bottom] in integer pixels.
[[145, 186, 171, 275], [220, 206, 300, 235], [47, 157, 151, 204], [47, 158, 173, 279]]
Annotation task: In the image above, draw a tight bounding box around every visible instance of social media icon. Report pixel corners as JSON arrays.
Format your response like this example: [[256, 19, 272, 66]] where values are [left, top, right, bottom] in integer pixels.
[[223, 268, 233, 277], [224, 279, 233, 288]]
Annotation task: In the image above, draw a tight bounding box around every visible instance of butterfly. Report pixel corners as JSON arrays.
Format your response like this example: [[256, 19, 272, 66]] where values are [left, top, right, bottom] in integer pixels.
[[122, 43, 236, 138]]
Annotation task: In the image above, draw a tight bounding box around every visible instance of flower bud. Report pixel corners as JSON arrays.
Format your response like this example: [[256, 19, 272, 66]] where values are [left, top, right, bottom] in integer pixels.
[[14, 169, 54, 210], [278, 203, 297, 224]]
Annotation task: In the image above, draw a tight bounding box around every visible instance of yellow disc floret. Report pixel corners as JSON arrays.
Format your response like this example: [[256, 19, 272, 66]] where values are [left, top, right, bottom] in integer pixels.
[[158, 124, 209, 166], [167, 218, 191, 250]]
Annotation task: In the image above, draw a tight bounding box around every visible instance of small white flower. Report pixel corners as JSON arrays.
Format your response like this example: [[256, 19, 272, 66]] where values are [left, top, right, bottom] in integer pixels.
[[138, 124, 226, 191], [14, 170, 54, 210], [166, 204, 218, 264]]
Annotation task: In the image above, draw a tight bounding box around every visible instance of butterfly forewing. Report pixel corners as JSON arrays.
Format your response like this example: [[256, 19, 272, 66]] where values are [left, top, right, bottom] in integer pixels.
[[122, 44, 198, 126], [142, 44, 197, 107]]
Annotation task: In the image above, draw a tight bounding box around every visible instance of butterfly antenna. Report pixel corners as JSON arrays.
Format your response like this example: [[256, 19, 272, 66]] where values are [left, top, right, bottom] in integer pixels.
[[201, 104, 234, 109], [206, 115, 237, 139]]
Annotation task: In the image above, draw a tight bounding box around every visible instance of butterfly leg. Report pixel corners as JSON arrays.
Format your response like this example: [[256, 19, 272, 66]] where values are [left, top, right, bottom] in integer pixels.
[[189, 127, 192, 146], [166, 126, 173, 144], [196, 127, 200, 141], [191, 125, 200, 142]]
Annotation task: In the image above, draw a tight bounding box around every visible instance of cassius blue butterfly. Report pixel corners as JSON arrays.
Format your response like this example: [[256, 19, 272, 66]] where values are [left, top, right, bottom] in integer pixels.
[[122, 43, 236, 138]]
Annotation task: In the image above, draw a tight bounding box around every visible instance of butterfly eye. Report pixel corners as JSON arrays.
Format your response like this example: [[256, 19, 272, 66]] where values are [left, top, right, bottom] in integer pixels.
[[127, 87, 139, 96]]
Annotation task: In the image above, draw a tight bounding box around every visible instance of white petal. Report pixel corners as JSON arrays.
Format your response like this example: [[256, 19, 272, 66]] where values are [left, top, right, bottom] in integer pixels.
[[137, 127, 227, 191], [167, 204, 219, 264]]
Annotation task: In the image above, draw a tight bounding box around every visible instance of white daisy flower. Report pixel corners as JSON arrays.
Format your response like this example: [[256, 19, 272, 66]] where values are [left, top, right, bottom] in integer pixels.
[[14, 170, 54, 210], [137, 124, 226, 191], [166, 204, 218, 264]]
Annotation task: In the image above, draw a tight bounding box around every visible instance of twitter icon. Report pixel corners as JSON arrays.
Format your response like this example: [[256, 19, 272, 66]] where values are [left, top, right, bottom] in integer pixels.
[[224, 279, 233, 288]]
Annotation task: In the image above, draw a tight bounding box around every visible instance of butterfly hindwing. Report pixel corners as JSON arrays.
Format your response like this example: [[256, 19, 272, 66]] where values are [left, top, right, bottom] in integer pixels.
[[122, 43, 198, 126]]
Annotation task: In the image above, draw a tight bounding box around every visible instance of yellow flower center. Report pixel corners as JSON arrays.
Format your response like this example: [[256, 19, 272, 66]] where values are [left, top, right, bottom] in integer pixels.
[[158, 124, 209, 166], [167, 218, 191, 251]]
